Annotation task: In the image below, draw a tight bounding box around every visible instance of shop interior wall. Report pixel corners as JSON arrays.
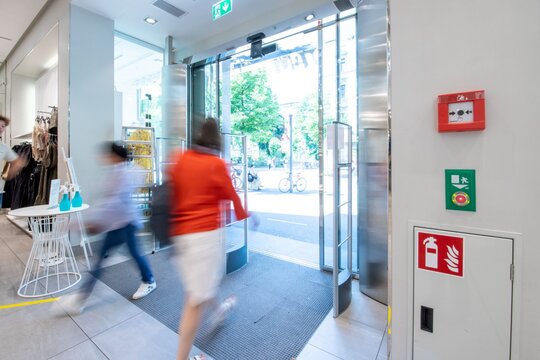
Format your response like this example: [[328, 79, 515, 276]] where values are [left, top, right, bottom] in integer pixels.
[[4, 0, 70, 183], [9, 67, 58, 140], [35, 66, 58, 112], [10, 74, 35, 138], [389, 0, 540, 358], [68, 5, 114, 235]]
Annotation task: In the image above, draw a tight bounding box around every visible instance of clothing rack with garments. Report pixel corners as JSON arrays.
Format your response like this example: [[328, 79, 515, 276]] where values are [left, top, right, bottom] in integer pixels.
[[33, 107, 58, 205], [2, 107, 59, 209], [2, 142, 39, 209]]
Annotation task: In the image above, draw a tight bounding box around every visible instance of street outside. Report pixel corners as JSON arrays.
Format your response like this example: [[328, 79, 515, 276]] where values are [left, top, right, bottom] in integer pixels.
[[227, 167, 359, 267], [242, 167, 320, 243]]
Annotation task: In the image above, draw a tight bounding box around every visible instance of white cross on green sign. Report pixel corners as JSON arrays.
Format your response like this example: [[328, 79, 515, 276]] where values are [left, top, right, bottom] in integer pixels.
[[212, 0, 232, 21]]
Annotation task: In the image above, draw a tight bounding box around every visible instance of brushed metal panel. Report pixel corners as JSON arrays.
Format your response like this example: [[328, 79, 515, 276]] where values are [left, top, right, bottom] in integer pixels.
[[162, 64, 187, 140], [357, 1, 389, 305]]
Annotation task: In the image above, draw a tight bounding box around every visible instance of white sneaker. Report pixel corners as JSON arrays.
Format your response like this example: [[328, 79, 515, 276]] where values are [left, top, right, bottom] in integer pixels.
[[209, 296, 237, 330], [190, 355, 206, 360], [132, 281, 156, 300], [61, 294, 87, 315]]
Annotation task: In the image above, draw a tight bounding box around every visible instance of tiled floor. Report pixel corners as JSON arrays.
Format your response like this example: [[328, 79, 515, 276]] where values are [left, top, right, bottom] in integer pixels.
[[0, 215, 387, 360], [297, 289, 388, 360]]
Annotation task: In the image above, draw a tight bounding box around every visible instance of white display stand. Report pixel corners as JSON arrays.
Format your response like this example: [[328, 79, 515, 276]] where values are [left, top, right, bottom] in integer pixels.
[[9, 204, 89, 298], [61, 147, 93, 268]]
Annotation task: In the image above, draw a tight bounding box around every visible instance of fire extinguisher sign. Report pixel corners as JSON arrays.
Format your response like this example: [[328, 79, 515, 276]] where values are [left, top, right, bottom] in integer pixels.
[[417, 232, 464, 277]]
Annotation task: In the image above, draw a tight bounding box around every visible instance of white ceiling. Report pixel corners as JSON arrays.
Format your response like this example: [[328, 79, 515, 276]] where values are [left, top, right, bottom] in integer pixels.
[[0, 0, 48, 63], [71, 0, 338, 61], [0, 0, 341, 68], [13, 23, 58, 78]]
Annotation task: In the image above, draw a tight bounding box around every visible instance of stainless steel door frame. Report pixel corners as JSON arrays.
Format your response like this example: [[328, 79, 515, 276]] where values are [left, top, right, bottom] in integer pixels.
[[221, 133, 249, 274], [329, 122, 353, 317]]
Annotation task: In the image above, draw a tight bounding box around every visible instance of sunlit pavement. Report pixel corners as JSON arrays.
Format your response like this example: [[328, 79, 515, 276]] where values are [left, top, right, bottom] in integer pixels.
[[230, 167, 358, 266]]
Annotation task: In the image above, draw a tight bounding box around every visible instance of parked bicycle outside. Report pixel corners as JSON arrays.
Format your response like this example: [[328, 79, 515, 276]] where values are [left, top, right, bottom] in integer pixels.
[[231, 166, 243, 191], [278, 172, 307, 193]]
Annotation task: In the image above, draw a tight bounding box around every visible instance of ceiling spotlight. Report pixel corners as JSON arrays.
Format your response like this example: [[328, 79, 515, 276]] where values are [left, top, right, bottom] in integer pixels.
[[144, 17, 158, 25], [305, 13, 315, 21]]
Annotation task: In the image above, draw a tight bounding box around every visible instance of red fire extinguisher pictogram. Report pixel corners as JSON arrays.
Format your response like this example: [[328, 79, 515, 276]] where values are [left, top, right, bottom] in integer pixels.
[[423, 237, 438, 269]]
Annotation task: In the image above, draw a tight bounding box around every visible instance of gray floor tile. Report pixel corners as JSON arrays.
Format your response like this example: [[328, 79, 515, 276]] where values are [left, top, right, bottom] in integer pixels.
[[297, 344, 344, 360], [377, 328, 388, 359], [0, 216, 31, 239], [0, 300, 88, 360], [48, 340, 108, 360], [308, 313, 385, 360], [0, 274, 36, 306], [2, 231, 33, 264], [92, 312, 211, 360], [0, 238, 27, 291], [341, 288, 388, 332], [59, 281, 142, 338]]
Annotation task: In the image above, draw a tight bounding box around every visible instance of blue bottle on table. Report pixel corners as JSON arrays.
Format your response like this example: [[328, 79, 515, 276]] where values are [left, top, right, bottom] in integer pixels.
[[59, 193, 71, 211], [71, 190, 82, 208]]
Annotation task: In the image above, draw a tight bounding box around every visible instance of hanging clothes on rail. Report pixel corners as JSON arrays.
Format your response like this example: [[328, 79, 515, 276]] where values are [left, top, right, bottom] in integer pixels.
[[34, 138, 57, 205], [49, 107, 58, 135], [32, 115, 50, 162], [2, 143, 40, 209], [3, 108, 58, 209]]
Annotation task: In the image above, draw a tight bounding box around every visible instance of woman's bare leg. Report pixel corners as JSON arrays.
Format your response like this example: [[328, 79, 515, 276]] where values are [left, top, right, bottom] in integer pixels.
[[177, 297, 206, 360]]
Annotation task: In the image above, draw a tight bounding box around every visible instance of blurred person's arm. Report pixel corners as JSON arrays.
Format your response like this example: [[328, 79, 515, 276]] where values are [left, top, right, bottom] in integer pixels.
[[2, 146, 27, 180], [216, 160, 248, 221], [85, 165, 135, 232]]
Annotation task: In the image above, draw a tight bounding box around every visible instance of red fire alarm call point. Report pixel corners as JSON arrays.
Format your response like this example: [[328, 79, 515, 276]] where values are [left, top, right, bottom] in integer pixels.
[[438, 90, 485, 132]]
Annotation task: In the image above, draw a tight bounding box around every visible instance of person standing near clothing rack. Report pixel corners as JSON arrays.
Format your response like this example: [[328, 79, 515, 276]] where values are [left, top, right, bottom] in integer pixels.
[[0, 116, 27, 181]]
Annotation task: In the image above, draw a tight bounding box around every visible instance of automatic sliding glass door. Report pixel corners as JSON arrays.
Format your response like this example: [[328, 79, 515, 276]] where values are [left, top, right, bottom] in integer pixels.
[[326, 122, 353, 316]]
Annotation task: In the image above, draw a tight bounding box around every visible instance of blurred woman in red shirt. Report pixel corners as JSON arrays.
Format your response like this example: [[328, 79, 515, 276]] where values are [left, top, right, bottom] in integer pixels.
[[169, 118, 248, 360]]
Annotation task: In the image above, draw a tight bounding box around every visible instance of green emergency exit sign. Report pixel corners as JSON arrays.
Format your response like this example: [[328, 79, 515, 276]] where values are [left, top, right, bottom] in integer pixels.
[[212, 0, 232, 20], [445, 169, 476, 212]]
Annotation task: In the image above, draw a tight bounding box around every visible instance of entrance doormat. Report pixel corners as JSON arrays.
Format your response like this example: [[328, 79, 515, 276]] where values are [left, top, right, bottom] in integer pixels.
[[99, 250, 332, 360]]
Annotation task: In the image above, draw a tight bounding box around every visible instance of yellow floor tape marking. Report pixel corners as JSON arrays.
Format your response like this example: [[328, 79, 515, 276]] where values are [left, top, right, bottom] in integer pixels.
[[388, 306, 392, 334], [0, 297, 59, 310]]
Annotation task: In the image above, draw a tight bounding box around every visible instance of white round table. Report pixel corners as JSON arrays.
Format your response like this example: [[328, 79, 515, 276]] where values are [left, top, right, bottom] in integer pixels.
[[9, 204, 89, 298]]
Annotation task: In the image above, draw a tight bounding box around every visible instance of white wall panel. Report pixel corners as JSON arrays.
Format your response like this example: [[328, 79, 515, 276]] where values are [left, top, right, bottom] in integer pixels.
[[35, 66, 58, 112], [389, 0, 540, 358], [10, 74, 35, 138], [69, 5, 114, 212]]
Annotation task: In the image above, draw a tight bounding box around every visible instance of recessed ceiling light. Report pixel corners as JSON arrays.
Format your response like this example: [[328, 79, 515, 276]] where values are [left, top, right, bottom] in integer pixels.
[[144, 17, 158, 25], [305, 14, 315, 21]]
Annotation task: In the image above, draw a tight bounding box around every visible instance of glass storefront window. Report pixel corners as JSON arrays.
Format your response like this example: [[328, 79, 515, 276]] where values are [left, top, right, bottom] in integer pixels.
[[114, 35, 164, 136]]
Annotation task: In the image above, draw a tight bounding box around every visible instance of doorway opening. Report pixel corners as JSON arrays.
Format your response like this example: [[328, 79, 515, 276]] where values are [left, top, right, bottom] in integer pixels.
[[190, 13, 358, 274]]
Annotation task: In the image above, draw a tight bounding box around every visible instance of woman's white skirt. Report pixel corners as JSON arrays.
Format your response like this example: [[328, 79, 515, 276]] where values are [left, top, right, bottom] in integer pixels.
[[172, 228, 225, 304]]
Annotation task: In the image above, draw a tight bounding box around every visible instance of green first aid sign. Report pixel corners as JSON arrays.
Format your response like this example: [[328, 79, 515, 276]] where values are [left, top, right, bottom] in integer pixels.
[[445, 169, 476, 211], [212, 0, 232, 20]]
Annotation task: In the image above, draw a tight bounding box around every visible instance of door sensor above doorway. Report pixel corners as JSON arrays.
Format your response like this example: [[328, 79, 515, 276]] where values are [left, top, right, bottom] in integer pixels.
[[246, 32, 277, 59]]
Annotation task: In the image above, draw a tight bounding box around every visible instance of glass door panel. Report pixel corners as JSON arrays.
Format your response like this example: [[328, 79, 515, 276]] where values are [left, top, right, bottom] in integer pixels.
[[329, 122, 353, 317], [321, 22, 338, 269], [222, 134, 248, 273]]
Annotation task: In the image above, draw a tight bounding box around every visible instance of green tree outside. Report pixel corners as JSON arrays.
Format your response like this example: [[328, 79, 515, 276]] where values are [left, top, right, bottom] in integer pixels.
[[231, 69, 283, 155]]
